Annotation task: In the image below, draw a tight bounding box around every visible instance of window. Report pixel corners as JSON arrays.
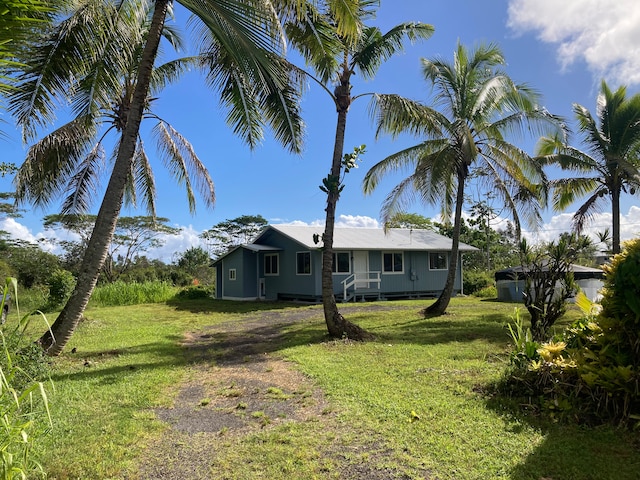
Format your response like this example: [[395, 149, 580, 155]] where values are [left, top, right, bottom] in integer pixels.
[[382, 252, 403, 273], [264, 253, 279, 275], [332, 252, 350, 273], [296, 251, 311, 275], [429, 252, 448, 270], [229, 269, 237, 281]]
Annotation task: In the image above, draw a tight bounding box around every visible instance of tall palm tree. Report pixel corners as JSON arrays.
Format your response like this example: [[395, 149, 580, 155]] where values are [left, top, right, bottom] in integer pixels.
[[537, 80, 640, 255], [9, 0, 306, 355], [363, 42, 561, 316], [285, 0, 434, 338]]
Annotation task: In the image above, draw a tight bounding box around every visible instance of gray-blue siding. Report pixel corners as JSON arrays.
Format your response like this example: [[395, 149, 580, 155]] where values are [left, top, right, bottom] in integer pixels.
[[331, 250, 461, 296], [216, 230, 464, 300], [217, 248, 259, 299]]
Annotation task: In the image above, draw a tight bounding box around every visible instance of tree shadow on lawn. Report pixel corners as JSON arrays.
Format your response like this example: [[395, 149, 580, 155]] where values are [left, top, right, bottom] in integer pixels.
[[48, 335, 188, 383], [345, 310, 511, 348], [482, 387, 640, 479], [165, 297, 314, 315]]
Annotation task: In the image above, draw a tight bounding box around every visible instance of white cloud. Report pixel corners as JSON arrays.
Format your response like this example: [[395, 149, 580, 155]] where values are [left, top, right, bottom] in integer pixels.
[[507, 0, 640, 85], [0, 217, 59, 253], [335, 214, 380, 228], [275, 214, 380, 228], [148, 225, 205, 263], [522, 206, 640, 246]]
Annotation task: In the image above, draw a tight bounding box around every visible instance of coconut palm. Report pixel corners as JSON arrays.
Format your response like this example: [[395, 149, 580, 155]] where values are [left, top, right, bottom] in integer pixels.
[[363, 42, 562, 316], [285, 0, 434, 338], [9, 0, 306, 355], [537, 80, 640, 255]]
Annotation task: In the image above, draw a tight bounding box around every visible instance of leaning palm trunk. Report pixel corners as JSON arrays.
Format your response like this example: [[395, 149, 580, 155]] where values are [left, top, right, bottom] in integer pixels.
[[424, 169, 465, 316], [321, 83, 370, 340], [38, 0, 169, 355]]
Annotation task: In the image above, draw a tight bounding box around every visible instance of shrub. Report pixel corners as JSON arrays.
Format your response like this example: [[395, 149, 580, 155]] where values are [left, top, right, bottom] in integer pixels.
[[174, 285, 215, 300], [518, 235, 589, 341], [169, 269, 194, 287], [500, 239, 640, 426], [473, 284, 497, 298], [464, 270, 494, 295], [45, 269, 76, 311]]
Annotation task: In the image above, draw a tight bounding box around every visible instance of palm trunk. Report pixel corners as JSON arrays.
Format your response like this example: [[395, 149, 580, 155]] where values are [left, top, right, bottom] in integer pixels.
[[321, 70, 370, 340], [38, 0, 170, 355], [424, 169, 466, 316], [612, 186, 621, 254]]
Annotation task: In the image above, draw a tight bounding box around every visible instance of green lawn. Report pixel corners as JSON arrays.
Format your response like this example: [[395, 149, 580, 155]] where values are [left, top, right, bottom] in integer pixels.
[[23, 297, 640, 479]]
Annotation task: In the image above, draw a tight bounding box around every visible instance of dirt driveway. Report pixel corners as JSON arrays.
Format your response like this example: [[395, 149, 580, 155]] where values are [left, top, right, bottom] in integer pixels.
[[136, 306, 432, 479]]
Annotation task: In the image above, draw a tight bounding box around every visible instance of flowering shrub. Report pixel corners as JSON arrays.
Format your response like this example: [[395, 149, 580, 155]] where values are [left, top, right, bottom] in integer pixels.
[[500, 240, 640, 426]]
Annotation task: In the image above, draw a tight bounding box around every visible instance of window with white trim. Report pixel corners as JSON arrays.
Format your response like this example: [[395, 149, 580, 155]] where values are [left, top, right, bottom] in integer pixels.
[[332, 252, 350, 273], [382, 252, 403, 273], [264, 253, 279, 276], [296, 251, 311, 275], [229, 268, 237, 280], [429, 252, 448, 270]]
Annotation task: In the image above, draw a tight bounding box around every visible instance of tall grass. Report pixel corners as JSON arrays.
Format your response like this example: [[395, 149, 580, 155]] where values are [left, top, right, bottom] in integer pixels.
[[0, 278, 52, 480], [88, 280, 179, 307]]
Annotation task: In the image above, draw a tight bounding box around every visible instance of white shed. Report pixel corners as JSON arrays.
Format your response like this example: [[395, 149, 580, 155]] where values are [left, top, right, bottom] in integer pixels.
[[495, 264, 604, 302]]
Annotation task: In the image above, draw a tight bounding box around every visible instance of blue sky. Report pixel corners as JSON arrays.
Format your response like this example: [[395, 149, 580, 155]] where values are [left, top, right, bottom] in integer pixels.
[[2, 0, 640, 261]]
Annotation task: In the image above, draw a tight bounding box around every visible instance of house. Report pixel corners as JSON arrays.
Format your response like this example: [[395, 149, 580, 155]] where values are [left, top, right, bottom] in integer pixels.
[[212, 224, 477, 302], [495, 264, 605, 302]]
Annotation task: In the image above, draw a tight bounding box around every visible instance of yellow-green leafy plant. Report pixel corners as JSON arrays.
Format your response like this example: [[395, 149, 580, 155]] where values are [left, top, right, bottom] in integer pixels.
[[502, 240, 640, 426]]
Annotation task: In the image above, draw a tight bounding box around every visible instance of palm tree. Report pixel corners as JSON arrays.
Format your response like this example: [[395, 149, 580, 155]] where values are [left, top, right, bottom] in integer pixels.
[[285, 0, 434, 338], [363, 42, 561, 316], [537, 80, 640, 255], [9, 0, 306, 355]]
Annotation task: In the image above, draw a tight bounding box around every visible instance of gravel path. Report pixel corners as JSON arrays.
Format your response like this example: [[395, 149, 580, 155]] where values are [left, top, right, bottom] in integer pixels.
[[135, 305, 432, 479]]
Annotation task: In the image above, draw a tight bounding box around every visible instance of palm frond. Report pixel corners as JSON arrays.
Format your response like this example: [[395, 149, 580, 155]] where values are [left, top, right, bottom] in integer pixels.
[[352, 22, 434, 80], [573, 191, 606, 234], [193, 5, 305, 152], [549, 177, 600, 212], [14, 115, 99, 207], [132, 143, 157, 217], [8, 0, 140, 141], [326, 0, 376, 45], [284, 9, 342, 84], [369, 93, 444, 139], [150, 56, 201, 94], [362, 139, 448, 193], [260, 54, 307, 153], [153, 121, 215, 213], [185, 0, 286, 85], [60, 141, 106, 214]]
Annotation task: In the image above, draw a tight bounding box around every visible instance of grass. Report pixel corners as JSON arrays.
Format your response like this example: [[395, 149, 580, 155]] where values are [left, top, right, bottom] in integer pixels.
[[13, 297, 640, 479]]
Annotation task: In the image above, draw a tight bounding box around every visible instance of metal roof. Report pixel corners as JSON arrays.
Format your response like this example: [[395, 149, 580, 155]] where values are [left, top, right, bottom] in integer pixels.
[[267, 225, 478, 251], [495, 263, 604, 281]]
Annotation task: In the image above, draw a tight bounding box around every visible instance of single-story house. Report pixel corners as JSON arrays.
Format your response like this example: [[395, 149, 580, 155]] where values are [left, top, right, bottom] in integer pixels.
[[212, 224, 477, 302], [495, 264, 605, 302]]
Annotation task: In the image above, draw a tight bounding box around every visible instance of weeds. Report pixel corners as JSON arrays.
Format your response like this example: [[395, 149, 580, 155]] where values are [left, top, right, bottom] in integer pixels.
[[0, 278, 53, 479]]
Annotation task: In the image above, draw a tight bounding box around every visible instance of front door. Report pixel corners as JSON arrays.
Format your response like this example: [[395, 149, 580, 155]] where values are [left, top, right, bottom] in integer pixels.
[[353, 251, 369, 288], [259, 278, 266, 299]]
